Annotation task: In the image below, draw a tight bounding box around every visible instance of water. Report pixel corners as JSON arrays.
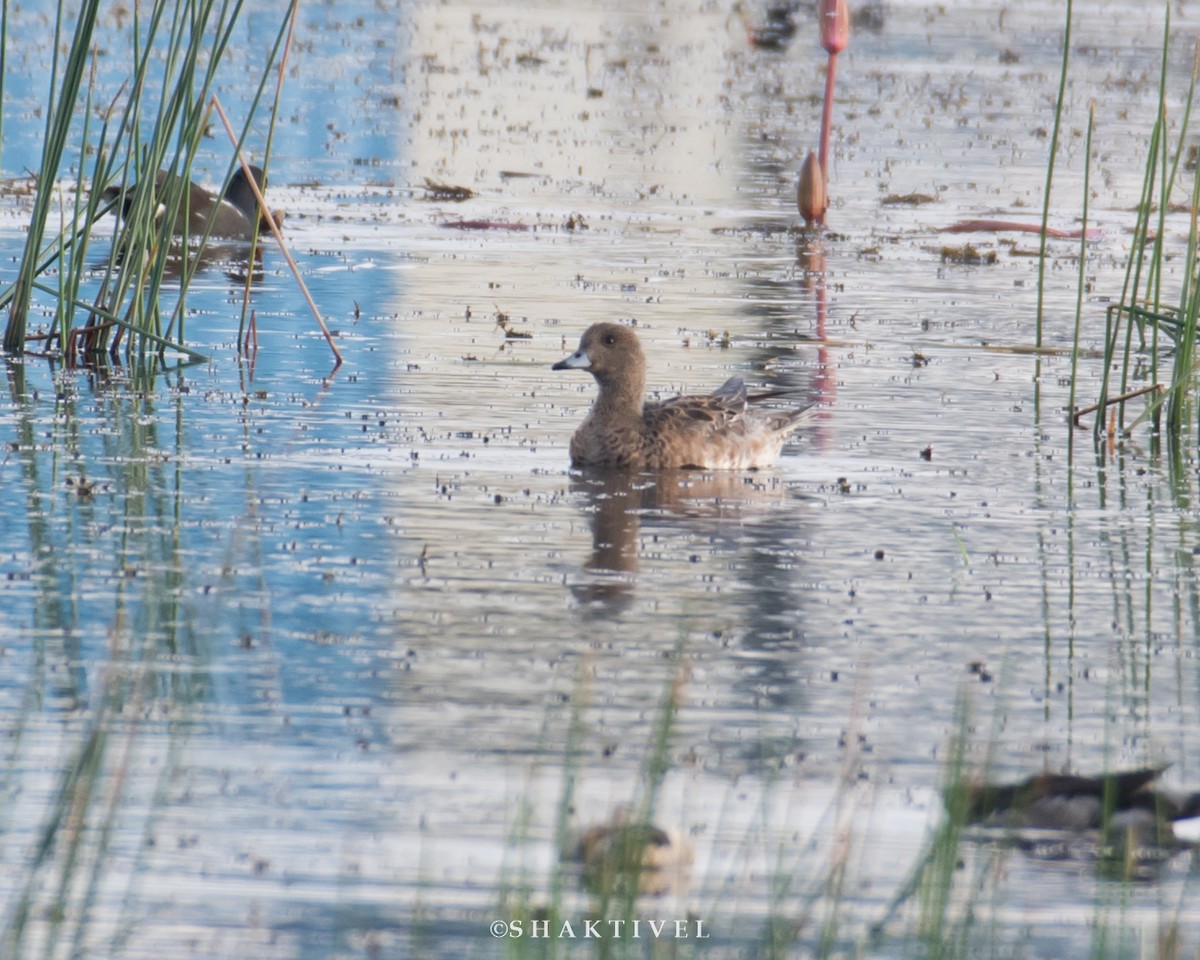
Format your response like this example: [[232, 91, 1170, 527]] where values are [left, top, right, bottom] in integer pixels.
[[2, 0, 1199, 957]]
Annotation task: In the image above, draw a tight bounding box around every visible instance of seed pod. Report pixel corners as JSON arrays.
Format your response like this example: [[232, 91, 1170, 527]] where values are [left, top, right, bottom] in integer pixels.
[[797, 151, 827, 226], [820, 0, 850, 56]]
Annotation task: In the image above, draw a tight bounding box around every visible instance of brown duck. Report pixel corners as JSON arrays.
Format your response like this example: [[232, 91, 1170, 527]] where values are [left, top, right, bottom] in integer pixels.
[[566, 808, 693, 896], [553, 322, 814, 470], [101, 165, 278, 241]]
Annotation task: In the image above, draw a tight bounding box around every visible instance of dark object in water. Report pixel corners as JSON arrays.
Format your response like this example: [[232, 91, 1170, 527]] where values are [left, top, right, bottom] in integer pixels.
[[440, 219, 530, 231], [951, 766, 1200, 845], [746, 2, 800, 50]]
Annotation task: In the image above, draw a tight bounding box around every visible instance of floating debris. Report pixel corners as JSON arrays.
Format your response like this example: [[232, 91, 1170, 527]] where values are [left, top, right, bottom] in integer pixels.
[[494, 309, 532, 339], [440, 219, 529, 231], [883, 192, 937, 206], [942, 218, 1099, 240], [423, 178, 474, 202], [939, 243, 998, 266], [740, 1, 800, 50]]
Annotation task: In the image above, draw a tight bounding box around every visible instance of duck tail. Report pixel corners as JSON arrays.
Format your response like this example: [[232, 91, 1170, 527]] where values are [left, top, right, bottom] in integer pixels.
[[1172, 790, 1200, 821], [781, 401, 819, 431]]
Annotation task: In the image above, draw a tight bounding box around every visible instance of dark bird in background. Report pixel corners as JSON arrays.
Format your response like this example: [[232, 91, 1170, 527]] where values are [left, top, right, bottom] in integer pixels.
[[101, 165, 279, 241]]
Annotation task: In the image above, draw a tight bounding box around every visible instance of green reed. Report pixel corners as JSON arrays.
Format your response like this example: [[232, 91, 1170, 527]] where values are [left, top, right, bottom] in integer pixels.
[[870, 700, 977, 960], [1, 0, 294, 365], [230, 3, 299, 349], [1093, 19, 1200, 444], [1165, 72, 1200, 437], [1066, 102, 1095, 464], [1035, 0, 1072, 349], [2, 0, 100, 354]]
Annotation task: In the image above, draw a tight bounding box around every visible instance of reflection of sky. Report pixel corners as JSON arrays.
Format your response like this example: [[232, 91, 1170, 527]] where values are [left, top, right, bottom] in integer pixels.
[[0, 1, 413, 717], [0, 3, 406, 186]]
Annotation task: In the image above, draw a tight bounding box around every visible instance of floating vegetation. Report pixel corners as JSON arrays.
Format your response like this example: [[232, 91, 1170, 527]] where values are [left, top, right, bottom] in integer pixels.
[[440, 218, 530, 231], [938, 243, 998, 266], [882, 192, 937, 206], [423, 177, 476, 201], [494, 309, 533, 339]]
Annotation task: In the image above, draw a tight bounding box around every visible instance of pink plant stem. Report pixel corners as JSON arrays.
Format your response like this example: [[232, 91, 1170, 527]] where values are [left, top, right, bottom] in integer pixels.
[[819, 52, 838, 194]]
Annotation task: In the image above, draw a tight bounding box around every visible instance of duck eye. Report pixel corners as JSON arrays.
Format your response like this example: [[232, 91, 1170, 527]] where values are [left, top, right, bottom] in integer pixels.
[[603, 334, 615, 345]]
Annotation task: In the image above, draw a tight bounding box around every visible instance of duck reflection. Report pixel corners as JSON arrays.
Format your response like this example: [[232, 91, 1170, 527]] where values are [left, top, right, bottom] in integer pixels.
[[569, 469, 801, 609], [95, 237, 269, 285]]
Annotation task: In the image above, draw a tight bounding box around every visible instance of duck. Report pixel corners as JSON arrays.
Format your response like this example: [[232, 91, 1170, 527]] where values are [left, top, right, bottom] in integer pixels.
[[950, 766, 1200, 846], [566, 808, 693, 896], [100, 165, 279, 241], [552, 322, 814, 470]]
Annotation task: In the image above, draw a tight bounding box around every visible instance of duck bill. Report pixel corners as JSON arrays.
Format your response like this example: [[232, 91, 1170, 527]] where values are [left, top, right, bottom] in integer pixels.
[[552, 349, 591, 370]]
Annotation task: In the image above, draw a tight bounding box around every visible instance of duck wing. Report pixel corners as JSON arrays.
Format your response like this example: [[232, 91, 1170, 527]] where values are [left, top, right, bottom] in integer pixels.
[[645, 377, 748, 431], [654, 375, 814, 438]]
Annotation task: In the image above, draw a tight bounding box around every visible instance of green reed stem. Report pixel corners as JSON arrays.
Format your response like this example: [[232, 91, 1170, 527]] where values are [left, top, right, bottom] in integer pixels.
[[2, 0, 101, 354], [1163, 46, 1200, 440], [171, 1, 297, 346], [1166, 149, 1200, 436], [1096, 15, 1173, 441], [54, 51, 103, 355], [1067, 102, 1094, 465], [109, 0, 237, 351], [1035, 0, 1072, 348], [144, 0, 248, 348], [1098, 127, 1156, 441], [232, 0, 299, 344], [27, 282, 209, 362], [1169, 43, 1200, 325], [1142, 12, 1174, 435]]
